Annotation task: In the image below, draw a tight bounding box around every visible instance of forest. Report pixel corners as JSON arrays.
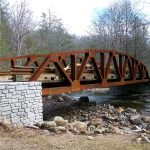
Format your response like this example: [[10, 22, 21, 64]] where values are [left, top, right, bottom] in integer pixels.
[[0, 0, 150, 70]]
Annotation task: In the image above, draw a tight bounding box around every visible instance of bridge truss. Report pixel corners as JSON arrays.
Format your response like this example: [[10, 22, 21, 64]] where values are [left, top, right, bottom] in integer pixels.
[[0, 49, 149, 95]]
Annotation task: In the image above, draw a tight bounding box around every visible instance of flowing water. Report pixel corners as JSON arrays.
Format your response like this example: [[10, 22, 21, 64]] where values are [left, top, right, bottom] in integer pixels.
[[67, 84, 150, 115]]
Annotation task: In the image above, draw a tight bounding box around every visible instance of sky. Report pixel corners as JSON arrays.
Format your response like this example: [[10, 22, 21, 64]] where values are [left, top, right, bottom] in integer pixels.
[[9, 0, 150, 36]]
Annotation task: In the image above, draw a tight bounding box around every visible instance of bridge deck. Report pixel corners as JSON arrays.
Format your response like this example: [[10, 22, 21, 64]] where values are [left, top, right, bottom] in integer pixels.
[[0, 49, 149, 95]]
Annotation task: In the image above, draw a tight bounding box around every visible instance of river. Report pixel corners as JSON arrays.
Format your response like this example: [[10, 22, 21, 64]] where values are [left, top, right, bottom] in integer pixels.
[[67, 84, 150, 115]]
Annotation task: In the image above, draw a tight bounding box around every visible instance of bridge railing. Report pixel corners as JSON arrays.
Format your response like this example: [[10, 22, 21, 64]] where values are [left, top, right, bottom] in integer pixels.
[[0, 49, 149, 95]]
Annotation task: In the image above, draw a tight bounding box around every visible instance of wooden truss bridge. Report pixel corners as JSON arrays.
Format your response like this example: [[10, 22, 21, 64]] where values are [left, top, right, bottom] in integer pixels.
[[0, 49, 149, 95]]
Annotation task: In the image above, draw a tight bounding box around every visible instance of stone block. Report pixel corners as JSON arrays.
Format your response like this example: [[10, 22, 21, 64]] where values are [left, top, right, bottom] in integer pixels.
[[28, 86, 36, 90], [18, 97, 25, 102], [25, 97, 33, 101], [28, 82, 35, 86], [18, 108, 24, 112], [25, 108, 30, 113], [11, 95, 19, 99], [1, 111, 11, 116], [2, 89, 8, 94], [11, 113, 18, 118], [35, 93, 41, 97], [10, 98, 19, 103], [38, 103, 43, 107], [16, 91, 22, 95], [38, 109, 43, 113], [1, 98, 9, 103], [36, 86, 42, 90], [34, 110, 39, 114], [34, 82, 41, 86], [16, 85, 28, 90], [10, 103, 15, 107], [9, 88, 15, 93], [36, 90, 42, 94], [26, 90, 34, 94], [14, 103, 21, 107], [7, 85, 15, 89], [0, 85, 6, 89], [21, 104, 27, 109], [11, 117, 20, 124], [2, 106, 11, 112], [11, 109, 18, 113], [34, 96, 42, 101], [21, 90, 26, 95], [18, 111, 25, 116], [25, 94, 36, 98], [5, 93, 13, 98], [0, 103, 9, 107]]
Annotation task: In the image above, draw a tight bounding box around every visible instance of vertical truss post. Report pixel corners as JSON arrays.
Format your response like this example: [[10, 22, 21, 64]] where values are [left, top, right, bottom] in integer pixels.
[[71, 55, 77, 81], [113, 54, 121, 80], [122, 56, 128, 78], [11, 59, 16, 68], [100, 53, 105, 79], [105, 52, 113, 79], [128, 59, 133, 79], [119, 54, 123, 79]]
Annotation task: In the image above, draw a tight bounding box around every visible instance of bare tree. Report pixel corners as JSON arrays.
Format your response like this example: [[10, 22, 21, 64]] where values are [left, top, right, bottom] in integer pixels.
[[90, 0, 149, 60], [9, 0, 34, 56]]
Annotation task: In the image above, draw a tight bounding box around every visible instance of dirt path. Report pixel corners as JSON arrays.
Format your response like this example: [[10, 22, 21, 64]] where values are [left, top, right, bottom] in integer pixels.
[[0, 127, 149, 150]]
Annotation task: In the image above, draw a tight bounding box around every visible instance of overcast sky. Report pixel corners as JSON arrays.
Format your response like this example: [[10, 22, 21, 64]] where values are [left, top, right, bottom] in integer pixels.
[[9, 0, 150, 36]]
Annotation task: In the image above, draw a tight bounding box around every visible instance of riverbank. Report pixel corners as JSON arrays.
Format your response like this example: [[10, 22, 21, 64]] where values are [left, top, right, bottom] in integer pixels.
[[0, 124, 149, 150], [42, 94, 150, 143], [0, 93, 150, 149]]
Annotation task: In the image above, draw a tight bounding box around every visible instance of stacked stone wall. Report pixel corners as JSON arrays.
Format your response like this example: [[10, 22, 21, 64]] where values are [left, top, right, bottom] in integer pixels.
[[0, 82, 43, 126]]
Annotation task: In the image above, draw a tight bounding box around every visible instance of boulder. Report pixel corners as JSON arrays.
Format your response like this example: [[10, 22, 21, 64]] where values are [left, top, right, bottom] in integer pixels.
[[75, 121, 87, 132], [141, 134, 150, 143], [87, 136, 94, 140], [94, 128, 103, 134], [130, 115, 142, 125], [118, 114, 128, 121], [40, 121, 57, 129], [116, 107, 124, 113], [87, 125, 96, 135], [54, 116, 68, 126], [26, 125, 39, 129], [79, 96, 90, 103], [132, 125, 142, 132], [125, 108, 137, 113], [108, 104, 116, 113], [58, 96, 64, 102], [68, 121, 87, 133], [103, 115, 115, 121], [56, 126, 67, 132], [136, 137, 142, 143], [109, 126, 123, 134], [122, 127, 134, 134], [141, 116, 150, 123], [94, 126, 105, 134], [89, 118, 102, 126]]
